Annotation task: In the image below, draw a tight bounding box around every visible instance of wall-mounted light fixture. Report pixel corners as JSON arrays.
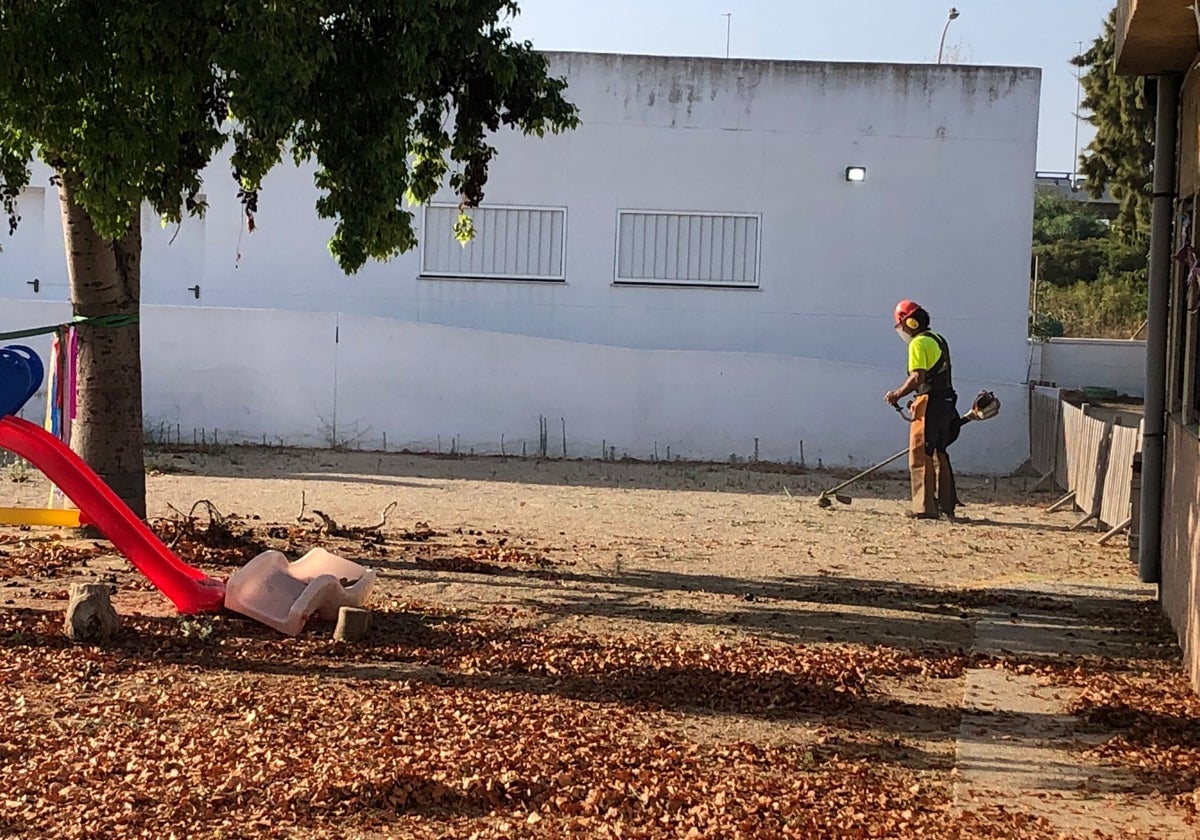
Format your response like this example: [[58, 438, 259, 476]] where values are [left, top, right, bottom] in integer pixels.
[[845, 166, 867, 183]]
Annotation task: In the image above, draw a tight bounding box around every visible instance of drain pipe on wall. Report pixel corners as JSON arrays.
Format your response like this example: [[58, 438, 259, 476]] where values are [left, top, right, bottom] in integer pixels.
[[1139, 74, 1181, 586]]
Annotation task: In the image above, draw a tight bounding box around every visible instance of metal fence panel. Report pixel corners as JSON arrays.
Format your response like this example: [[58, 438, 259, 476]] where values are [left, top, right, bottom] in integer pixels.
[[1029, 386, 1063, 483], [1060, 401, 1086, 493], [1100, 421, 1143, 528], [1076, 412, 1112, 518]]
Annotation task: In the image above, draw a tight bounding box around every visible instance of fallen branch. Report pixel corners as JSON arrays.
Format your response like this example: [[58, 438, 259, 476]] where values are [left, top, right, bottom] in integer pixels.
[[368, 502, 398, 532], [159, 500, 233, 550], [166, 499, 224, 527], [311, 509, 348, 538], [163, 500, 217, 549], [190, 499, 224, 526], [311, 502, 398, 539]]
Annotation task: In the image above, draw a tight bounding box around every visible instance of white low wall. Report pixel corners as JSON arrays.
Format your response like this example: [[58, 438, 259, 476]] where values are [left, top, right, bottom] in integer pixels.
[[0, 300, 1028, 473], [1030, 338, 1147, 398]]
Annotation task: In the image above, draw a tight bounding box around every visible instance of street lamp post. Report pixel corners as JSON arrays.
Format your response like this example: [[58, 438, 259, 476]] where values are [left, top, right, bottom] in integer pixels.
[[937, 7, 960, 64], [722, 12, 731, 59]]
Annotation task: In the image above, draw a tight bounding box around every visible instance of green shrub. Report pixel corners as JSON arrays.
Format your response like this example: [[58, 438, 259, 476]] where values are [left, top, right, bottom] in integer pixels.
[[1038, 275, 1147, 338]]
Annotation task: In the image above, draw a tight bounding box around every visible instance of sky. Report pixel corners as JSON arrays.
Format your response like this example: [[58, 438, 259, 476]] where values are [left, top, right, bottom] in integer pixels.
[[508, 0, 1118, 174]]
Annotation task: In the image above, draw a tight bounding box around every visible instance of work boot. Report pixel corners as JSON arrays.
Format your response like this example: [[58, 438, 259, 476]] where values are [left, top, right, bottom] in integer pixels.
[[936, 497, 960, 519]]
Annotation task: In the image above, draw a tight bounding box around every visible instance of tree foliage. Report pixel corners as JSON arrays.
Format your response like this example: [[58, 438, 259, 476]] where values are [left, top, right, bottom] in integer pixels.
[[1032, 193, 1109, 245], [1032, 194, 1144, 287], [0, 1, 577, 513], [1034, 5, 1153, 338], [0, 1, 579, 271], [1071, 6, 1154, 243], [1032, 194, 1147, 337]]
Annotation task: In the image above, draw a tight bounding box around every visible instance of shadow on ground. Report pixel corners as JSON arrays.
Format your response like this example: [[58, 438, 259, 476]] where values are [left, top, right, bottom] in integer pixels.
[[142, 444, 1044, 501], [375, 561, 1175, 657]]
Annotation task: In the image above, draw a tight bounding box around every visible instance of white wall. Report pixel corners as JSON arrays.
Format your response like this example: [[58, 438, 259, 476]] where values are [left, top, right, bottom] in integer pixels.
[[1030, 338, 1147, 398], [0, 53, 1041, 471], [0, 301, 1028, 473]]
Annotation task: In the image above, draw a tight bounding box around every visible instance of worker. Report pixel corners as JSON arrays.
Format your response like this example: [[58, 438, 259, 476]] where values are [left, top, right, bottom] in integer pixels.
[[884, 300, 958, 520]]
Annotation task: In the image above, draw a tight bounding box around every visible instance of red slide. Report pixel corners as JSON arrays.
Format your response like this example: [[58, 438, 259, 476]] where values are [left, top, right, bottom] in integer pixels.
[[0, 416, 225, 614]]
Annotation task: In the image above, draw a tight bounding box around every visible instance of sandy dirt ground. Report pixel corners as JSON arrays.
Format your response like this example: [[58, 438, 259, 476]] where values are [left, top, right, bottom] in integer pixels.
[[0, 447, 1194, 839]]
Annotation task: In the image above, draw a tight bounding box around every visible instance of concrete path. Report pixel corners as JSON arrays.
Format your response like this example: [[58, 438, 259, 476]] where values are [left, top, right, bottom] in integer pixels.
[[954, 582, 1191, 839]]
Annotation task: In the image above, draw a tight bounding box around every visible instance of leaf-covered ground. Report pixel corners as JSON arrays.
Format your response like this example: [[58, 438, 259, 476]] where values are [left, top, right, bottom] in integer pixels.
[[0, 449, 1194, 838], [0, 607, 1056, 840]]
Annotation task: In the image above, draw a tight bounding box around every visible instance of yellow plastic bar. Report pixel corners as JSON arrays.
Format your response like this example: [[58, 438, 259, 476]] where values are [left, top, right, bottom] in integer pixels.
[[0, 507, 82, 528]]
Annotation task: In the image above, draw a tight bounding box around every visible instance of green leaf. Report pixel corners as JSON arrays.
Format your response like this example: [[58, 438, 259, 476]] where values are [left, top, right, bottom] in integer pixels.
[[453, 212, 476, 245]]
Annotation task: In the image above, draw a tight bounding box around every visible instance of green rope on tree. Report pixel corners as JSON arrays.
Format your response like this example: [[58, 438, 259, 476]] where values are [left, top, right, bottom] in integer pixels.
[[0, 314, 139, 342]]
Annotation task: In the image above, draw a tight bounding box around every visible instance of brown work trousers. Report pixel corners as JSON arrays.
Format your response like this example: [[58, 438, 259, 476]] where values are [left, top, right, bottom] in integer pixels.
[[909, 394, 957, 518]]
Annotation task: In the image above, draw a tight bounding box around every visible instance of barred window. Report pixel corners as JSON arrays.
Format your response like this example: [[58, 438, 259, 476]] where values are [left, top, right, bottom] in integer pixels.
[[421, 204, 566, 281], [616, 211, 761, 288]]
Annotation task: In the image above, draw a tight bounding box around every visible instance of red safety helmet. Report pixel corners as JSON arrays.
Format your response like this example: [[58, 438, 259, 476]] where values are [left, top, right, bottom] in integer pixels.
[[894, 299, 921, 329]]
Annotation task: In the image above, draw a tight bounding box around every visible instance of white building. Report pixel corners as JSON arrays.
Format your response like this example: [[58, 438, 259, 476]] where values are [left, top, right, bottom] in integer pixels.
[[0, 53, 1041, 471]]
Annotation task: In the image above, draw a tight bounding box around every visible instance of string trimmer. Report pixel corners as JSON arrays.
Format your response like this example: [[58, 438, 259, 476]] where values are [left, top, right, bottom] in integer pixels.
[[815, 390, 1000, 508]]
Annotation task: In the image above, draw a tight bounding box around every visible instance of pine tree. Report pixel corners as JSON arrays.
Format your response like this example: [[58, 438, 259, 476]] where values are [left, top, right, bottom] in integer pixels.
[[1072, 6, 1155, 244]]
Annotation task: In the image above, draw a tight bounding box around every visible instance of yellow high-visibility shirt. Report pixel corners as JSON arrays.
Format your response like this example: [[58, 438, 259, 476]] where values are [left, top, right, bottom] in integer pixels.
[[908, 333, 943, 373]]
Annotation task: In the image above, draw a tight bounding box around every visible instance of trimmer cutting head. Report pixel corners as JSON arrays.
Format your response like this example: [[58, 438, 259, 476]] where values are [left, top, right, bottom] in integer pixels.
[[816, 491, 851, 508]]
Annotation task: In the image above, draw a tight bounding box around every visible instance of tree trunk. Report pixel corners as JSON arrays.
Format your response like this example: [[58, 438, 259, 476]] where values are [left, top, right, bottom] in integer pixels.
[[58, 171, 146, 517]]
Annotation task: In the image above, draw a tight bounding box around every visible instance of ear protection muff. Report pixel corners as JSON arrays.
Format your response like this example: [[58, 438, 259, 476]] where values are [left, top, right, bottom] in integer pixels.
[[894, 299, 922, 331]]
